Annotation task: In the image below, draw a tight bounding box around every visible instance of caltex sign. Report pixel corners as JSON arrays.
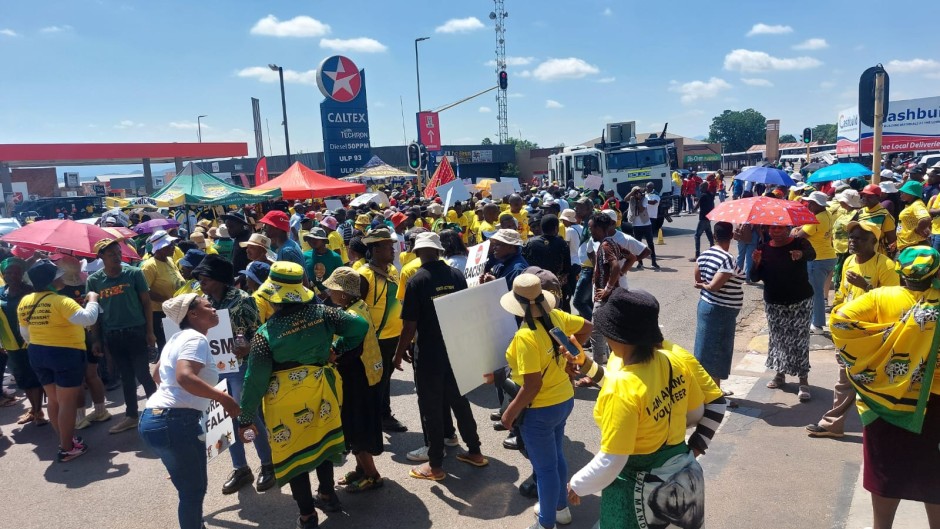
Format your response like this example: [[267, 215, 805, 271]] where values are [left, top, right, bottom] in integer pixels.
[[317, 55, 372, 178]]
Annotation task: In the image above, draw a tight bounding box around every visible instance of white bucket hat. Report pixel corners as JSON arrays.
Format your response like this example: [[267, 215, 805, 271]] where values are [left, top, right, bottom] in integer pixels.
[[412, 232, 444, 251], [489, 229, 523, 246]]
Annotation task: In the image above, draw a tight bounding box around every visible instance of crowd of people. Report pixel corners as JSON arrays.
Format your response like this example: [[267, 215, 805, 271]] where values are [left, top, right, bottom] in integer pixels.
[[1, 159, 938, 529]]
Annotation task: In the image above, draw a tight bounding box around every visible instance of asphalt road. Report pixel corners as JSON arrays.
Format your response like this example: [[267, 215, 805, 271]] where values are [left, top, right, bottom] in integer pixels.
[[0, 212, 919, 529]]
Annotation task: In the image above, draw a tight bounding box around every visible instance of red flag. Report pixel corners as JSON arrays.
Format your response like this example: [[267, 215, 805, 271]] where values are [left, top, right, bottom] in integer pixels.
[[254, 157, 269, 185], [424, 156, 456, 199]]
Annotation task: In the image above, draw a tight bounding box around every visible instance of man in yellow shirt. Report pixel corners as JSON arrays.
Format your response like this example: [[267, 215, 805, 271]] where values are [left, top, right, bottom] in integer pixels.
[[856, 185, 898, 256], [794, 191, 837, 331], [479, 204, 500, 241], [508, 194, 530, 240], [896, 180, 931, 250], [140, 230, 184, 355]]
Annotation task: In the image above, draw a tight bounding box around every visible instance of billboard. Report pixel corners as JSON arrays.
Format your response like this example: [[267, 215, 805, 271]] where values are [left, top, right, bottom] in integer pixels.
[[318, 55, 372, 178], [839, 97, 940, 155], [837, 107, 860, 155]]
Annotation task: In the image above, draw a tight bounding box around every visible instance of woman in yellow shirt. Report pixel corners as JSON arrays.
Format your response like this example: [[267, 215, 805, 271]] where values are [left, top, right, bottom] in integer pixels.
[[499, 273, 591, 529], [794, 191, 837, 331], [896, 180, 931, 250], [566, 289, 725, 529], [18, 260, 101, 462]]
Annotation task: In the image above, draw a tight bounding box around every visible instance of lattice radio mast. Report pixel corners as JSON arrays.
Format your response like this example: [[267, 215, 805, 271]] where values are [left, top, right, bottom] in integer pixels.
[[490, 1, 509, 144]]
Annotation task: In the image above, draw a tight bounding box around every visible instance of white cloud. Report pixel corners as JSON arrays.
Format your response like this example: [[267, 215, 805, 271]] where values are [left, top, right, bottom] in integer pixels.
[[517, 70, 532, 78], [435, 17, 484, 34], [236, 66, 318, 85], [485, 56, 535, 67], [169, 121, 208, 130], [545, 99, 564, 109], [741, 77, 773, 87], [746, 23, 793, 36], [250, 15, 330, 37], [320, 37, 387, 53], [532, 57, 600, 81], [668, 77, 732, 104], [723, 49, 822, 72], [40, 25, 72, 33], [596, 77, 616, 83], [793, 38, 828, 50], [602, 7, 613, 16], [0, 29, 18, 37], [820, 80, 836, 89], [479, 106, 492, 113], [114, 120, 143, 129], [886, 58, 940, 73]]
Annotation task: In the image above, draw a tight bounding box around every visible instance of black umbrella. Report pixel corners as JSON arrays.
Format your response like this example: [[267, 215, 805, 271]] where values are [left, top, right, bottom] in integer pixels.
[[803, 162, 827, 173]]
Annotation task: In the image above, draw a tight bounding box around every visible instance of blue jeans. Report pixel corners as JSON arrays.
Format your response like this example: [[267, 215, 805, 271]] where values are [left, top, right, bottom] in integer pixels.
[[694, 219, 714, 256], [518, 398, 574, 529], [736, 238, 758, 278], [138, 408, 206, 529], [931, 234, 940, 252], [807, 258, 836, 327], [694, 299, 740, 380], [572, 267, 594, 320], [222, 365, 272, 469]]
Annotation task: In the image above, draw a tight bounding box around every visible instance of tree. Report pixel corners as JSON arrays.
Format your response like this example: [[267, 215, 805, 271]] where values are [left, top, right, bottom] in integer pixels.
[[707, 109, 767, 153], [812, 124, 837, 145], [779, 134, 797, 143], [481, 137, 493, 145], [500, 137, 539, 179]]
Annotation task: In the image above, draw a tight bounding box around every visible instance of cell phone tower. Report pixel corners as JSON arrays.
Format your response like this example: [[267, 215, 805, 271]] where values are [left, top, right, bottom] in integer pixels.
[[489, 0, 509, 144]]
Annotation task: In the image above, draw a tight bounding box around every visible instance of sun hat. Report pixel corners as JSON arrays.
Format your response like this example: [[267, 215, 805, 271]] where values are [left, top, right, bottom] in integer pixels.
[[239, 232, 272, 250], [832, 181, 850, 192], [898, 180, 922, 197], [845, 220, 882, 242], [239, 260, 271, 286], [82, 258, 103, 275], [880, 169, 897, 180], [322, 266, 362, 298], [196, 219, 212, 230], [51, 254, 87, 287], [355, 214, 371, 228], [257, 261, 313, 304], [800, 191, 829, 207], [303, 227, 329, 241], [836, 189, 862, 209], [189, 231, 208, 249], [523, 266, 562, 306], [192, 254, 234, 285], [305, 211, 318, 220], [602, 209, 618, 223], [362, 227, 393, 244], [860, 184, 882, 197], [559, 209, 578, 224], [390, 211, 408, 228], [412, 232, 444, 252], [879, 181, 899, 194], [162, 293, 201, 326], [489, 229, 523, 246], [895, 246, 940, 281], [216, 224, 231, 239], [27, 259, 65, 291], [568, 189, 579, 199], [320, 216, 338, 231], [499, 272, 556, 320], [148, 230, 178, 252], [259, 210, 290, 233], [178, 249, 207, 270], [593, 288, 665, 346], [220, 211, 249, 225], [427, 203, 444, 216]]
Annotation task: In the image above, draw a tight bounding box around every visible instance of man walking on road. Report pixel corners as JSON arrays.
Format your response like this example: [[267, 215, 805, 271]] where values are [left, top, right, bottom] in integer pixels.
[[691, 182, 715, 261]]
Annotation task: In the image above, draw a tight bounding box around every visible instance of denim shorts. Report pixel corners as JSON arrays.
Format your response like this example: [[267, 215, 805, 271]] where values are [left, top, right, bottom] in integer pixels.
[[27, 344, 86, 388]]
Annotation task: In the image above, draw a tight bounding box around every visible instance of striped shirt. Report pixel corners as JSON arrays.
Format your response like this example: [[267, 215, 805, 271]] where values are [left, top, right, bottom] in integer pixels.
[[697, 247, 744, 308]]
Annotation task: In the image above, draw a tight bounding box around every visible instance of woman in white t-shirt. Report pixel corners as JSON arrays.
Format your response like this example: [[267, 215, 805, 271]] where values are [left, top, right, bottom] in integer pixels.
[[138, 293, 240, 529]]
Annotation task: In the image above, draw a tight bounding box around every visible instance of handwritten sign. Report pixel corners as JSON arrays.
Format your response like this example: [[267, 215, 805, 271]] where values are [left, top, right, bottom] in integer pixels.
[[162, 309, 238, 374], [463, 240, 490, 288], [203, 381, 235, 463]]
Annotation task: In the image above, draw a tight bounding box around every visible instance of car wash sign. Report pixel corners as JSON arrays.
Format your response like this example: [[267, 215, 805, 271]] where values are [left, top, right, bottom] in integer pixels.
[[318, 55, 372, 178]]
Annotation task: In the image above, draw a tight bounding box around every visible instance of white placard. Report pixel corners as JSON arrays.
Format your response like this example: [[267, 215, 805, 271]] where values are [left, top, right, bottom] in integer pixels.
[[509, 179, 521, 192], [434, 279, 517, 395], [325, 199, 344, 212], [463, 240, 490, 288], [349, 191, 389, 208], [436, 179, 471, 204], [489, 182, 515, 200], [584, 175, 603, 190], [203, 381, 235, 463], [162, 309, 238, 374]]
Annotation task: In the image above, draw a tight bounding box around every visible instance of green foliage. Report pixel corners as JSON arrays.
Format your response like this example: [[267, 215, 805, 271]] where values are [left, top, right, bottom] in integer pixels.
[[812, 124, 837, 144], [779, 134, 797, 143], [505, 137, 539, 151], [707, 109, 767, 153], [481, 137, 493, 145]]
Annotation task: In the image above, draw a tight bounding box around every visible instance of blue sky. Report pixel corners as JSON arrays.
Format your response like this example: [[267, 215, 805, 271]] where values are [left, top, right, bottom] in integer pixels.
[[2, 0, 938, 177]]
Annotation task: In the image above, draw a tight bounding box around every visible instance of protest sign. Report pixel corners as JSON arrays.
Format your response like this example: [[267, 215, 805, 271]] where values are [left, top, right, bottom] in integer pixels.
[[203, 381, 235, 463], [325, 199, 344, 212], [162, 309, 238, 374], [436, 178, 471, 205], [489, 182, 515, 200], [349, 191, 389, 208], [434, 279, 517, 395], [584, 175, 603, 190], [509, 179, 521, 192], [463, 240, 490, 288]]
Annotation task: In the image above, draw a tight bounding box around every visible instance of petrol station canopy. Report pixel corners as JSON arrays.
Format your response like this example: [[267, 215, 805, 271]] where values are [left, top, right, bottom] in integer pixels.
[[0, 142, 248, 167]]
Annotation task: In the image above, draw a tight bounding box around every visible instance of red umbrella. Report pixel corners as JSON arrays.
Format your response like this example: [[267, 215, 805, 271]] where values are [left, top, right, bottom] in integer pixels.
[[1, 219, 140, 261], [706, 196, 819, 226]]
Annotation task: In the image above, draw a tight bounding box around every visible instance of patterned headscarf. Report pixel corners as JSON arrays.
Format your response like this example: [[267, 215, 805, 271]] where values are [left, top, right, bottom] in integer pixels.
[[0, 257, 27, 276], [895, 246, 940, 281]]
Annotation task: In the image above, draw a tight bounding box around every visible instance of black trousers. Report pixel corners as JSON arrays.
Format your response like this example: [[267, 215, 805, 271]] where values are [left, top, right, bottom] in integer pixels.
[[415, 361, 481, 469], [632, 224, 657, 265], [377, 337, 397, 418], [288, 463, 335, 518], [105, 325, 157, 417]]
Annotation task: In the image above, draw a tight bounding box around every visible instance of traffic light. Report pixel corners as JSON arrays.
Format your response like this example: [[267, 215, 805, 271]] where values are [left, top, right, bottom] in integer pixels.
[[802, 128, 812, 144], [419, 143, 429, 170], [498, 70, 508, 90], [408, 142, 421, 170]]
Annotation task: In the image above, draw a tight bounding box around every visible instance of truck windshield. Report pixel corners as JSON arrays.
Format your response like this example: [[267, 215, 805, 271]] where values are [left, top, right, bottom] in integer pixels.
[[606, 148, 666, 170]]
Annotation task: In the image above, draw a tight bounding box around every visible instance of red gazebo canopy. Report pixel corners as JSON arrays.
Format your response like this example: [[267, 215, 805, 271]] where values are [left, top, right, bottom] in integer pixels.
[[254, 161, 366, 199]]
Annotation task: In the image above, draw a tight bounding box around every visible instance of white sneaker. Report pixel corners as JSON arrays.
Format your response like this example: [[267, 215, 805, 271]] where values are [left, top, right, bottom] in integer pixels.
[[87, 408, 112, 423], [406, 445, 447, 462], [534, 503, 572, 525], [444, 435, 460, 447]]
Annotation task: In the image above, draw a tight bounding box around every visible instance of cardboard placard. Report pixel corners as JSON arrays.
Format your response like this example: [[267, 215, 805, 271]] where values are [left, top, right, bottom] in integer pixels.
[[463, 240, 490, 288], [436, 179, 471, 205], [325, 199, 344, 212], [162, 309, 238, 374], [584, 175, 603, 190], [203, 381, 235, 463], [489, 182, 515, 201], [433, 279, 517, 395]]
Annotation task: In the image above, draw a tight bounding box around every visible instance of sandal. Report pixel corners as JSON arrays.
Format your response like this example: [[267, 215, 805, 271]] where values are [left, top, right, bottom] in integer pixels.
[[409, 466, 446, 481], [33, 412, 49, 426], [798, 385, 811, 402], [766, 375, 785, 389], [0, 394, 18, 407], [338, 470, 363, 486], [313, 492, 342, 513], [455, 453, 489, 467], [16, 411, 34, 425], [344, 475, 384, 493], [721, 389, 734, 397]]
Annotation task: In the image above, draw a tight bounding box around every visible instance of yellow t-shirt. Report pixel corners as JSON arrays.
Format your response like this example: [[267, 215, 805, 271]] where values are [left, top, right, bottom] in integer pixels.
[[397, 257, 423, 303], [298, 230, 311, 252], [327, 230, 348, 263], [17, 293, 86, 350], [926, 195, 940, 236], [479, 220, 499, 240], [855, 204, 897, 255], [400, 251, 415, 267], [829, 204, 852, 255], [898, 199, 931, 249], [253, 291, 274, 324], [350, 258, 367, 271], [595, 346, 717, 455], [360, 263, 404, 340], [172, 246, 184, 264], [802, 210, 837, 260], [174, 280, 203, 297], [510, 210, 530, 240], [505, 310, 584, 408], [834, 253, 899, 305], [141, 257, 184, 312]]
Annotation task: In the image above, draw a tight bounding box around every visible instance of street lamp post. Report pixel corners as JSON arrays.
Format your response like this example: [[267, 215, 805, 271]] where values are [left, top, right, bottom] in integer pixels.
[[268, 63, 292, 163], [196, 115, 207, 143], [414, 37, 430, 112]]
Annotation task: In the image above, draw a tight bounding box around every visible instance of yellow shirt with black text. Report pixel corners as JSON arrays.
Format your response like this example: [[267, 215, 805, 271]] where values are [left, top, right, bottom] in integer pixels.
[[17, 293, 86, 350], [505, 309, 584, 408]]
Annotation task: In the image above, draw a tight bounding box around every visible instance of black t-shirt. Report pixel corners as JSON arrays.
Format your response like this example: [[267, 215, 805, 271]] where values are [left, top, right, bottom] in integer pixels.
[[698, 192, 715, 220], [401, 259, 467, 370], [231, 229, 251, 273], [749, 238, 816, 305], [522, 235, 570, 279]]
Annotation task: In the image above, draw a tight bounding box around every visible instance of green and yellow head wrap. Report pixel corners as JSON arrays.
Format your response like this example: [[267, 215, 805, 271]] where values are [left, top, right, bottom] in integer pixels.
[[0, 257, 28, 276], [895, 246, 940, 281]]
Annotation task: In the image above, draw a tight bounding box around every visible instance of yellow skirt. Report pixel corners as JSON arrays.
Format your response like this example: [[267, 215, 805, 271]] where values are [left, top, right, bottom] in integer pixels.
[[263, 364, 345, 486]]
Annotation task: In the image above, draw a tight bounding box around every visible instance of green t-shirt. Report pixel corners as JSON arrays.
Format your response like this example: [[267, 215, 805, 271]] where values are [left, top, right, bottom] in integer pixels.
[[303, 248, 343, 291], [86, 265, 149, 331]]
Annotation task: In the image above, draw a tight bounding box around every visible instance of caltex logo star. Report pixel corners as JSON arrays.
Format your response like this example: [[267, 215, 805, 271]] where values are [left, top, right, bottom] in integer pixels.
[[317, 55, 362, 103]]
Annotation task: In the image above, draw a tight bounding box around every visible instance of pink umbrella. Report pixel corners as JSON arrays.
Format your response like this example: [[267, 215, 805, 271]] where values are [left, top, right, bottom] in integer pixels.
[[706, 196, 819, 226], [1, 219, 141, 261]]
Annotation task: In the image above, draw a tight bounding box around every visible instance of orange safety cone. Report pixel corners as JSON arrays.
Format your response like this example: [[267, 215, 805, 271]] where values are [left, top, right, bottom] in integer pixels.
[[657, 229, 665, 245]]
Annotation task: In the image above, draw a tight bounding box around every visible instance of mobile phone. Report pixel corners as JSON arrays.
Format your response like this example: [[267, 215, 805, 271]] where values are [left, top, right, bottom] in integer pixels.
[[549, 327, 579, 354]]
